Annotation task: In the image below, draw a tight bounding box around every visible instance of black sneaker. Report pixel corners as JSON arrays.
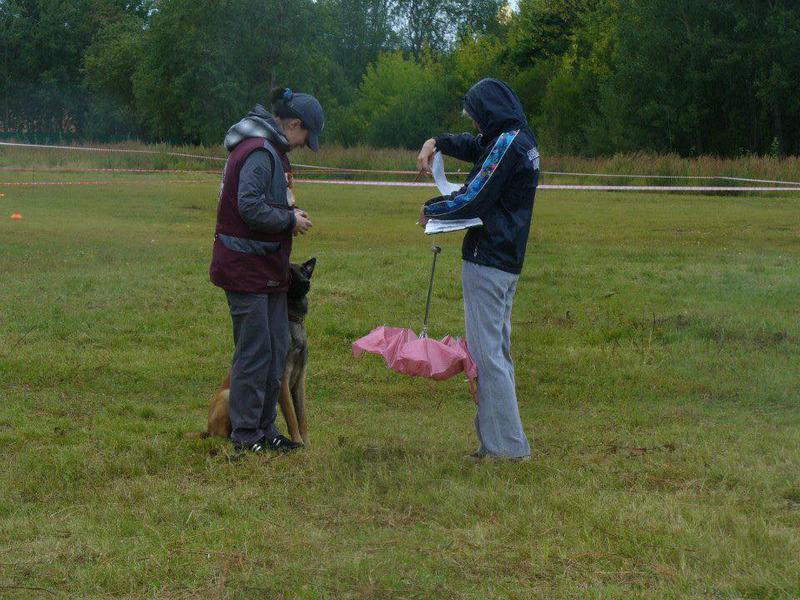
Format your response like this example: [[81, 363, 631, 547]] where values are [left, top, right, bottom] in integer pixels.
[[465, 450, 530, 463], [233, 438, 268, 454], [267, 434, 304, 453], [465, 450, 488, 462]]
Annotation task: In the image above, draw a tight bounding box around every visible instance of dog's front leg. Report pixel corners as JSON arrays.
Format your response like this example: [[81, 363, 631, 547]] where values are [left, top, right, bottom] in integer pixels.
[[293, 366, 308, 446], [278, 374, 303, 444]]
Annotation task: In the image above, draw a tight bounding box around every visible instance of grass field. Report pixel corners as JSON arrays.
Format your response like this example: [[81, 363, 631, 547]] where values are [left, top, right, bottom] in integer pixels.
[[1, 172, 799, 599]]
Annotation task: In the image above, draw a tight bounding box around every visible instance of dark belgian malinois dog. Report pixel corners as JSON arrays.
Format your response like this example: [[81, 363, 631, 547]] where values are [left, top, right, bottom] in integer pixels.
[[206, 258, 316, 445]]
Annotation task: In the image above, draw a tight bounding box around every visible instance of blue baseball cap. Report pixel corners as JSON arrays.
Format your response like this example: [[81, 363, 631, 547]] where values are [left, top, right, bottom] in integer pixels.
[[282, 89, 325, 152]]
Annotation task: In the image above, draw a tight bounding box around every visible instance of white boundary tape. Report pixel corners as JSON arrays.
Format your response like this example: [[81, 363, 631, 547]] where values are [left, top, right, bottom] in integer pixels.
[[543, 170, 800, 186], [2, 141, 799, 192], [1, 177, 796, 193], [0, 141, 226, 162], [294, 179, 799, 193]]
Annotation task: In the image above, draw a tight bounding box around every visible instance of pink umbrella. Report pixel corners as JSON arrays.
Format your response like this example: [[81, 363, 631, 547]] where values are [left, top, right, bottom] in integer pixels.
[[352, 326, 416, 360], [352, 246, 478, 401], [440, 335, 478, 382]]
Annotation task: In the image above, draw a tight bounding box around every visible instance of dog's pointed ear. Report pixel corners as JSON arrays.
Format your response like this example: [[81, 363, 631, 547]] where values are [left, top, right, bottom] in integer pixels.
[[302, 257, 317, 278]]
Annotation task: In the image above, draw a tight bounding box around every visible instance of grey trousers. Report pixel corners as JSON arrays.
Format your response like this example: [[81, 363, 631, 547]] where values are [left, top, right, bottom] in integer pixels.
[[462, 260, 531, 458], [225, 291, 288, 446]]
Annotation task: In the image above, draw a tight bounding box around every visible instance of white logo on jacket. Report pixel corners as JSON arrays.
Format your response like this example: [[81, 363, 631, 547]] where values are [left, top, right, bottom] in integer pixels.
[[527, 148, 541, 170]]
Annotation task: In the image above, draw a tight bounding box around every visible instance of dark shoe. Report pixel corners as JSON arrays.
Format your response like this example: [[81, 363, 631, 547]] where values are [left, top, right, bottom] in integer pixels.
[[506, 455, 531, 463], [465, 450, 488, 462], [267, 434, 304, 453], [465, 450, 530, 463], [233, 438, 268, 453]]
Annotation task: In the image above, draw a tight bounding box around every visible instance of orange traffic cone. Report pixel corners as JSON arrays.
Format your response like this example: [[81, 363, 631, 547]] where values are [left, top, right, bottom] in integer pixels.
[[10, 212, 22, 220]]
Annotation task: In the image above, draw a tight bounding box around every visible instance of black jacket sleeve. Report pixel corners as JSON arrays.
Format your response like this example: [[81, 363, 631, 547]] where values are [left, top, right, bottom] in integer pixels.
[[424, 137, 520, 221], [435, 133, 485, 164], [237, 150, 296, 234]]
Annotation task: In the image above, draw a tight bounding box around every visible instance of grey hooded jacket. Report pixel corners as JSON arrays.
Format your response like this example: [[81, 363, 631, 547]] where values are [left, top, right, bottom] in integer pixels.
[[224, 105, 296, 234]]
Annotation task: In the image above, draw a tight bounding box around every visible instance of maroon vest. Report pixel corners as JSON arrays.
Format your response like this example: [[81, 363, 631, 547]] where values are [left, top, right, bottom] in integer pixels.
[[209, 137, 293, 294]]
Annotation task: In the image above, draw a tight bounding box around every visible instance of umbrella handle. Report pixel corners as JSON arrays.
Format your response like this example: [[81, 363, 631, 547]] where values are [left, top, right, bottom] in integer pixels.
[[420, 245, 442, 338]]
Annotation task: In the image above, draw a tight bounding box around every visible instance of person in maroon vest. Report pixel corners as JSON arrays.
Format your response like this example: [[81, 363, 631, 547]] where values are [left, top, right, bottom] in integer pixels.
[[210, 88, 324, 453]]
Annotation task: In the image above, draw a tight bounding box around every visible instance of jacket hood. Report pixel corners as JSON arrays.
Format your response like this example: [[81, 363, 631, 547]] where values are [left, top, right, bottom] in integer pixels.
[[463, 78, 530, 141], [224, 105, 290, 153]]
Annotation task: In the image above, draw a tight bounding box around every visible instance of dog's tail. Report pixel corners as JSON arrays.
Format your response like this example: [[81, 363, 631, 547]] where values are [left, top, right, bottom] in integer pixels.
[[183, 431, 210, 440]]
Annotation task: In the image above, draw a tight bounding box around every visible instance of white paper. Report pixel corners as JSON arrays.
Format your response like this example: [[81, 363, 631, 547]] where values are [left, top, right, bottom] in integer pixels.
[[425, 152, 483, 235], [432, 151, 462, 195], [425, 218, 484, 235]]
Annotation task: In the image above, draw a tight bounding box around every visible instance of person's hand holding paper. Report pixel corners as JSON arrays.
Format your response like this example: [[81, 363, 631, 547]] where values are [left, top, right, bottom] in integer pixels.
[[421, 152, 484, 235]]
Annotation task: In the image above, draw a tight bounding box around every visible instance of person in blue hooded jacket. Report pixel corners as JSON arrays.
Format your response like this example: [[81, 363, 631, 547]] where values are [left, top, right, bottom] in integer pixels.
[[417, 78, 540, 461]]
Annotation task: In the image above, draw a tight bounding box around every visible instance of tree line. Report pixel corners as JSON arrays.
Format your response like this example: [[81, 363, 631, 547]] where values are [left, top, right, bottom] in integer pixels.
[[1, 0, 798, 156]]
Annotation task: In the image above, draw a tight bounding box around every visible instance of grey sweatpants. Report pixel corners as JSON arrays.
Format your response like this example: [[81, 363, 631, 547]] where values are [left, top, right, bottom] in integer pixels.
[[462, 260, 531, 458], [225, 291, 288, 446]]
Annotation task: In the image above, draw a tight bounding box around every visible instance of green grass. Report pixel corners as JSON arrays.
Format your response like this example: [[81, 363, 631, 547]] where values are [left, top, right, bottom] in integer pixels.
[[1, 173, 799, 599]]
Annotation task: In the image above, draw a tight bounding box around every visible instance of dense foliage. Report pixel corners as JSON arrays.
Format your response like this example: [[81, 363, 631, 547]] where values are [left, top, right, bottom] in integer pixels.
[[1, 0, 798, 155]]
